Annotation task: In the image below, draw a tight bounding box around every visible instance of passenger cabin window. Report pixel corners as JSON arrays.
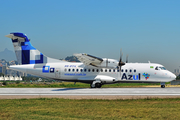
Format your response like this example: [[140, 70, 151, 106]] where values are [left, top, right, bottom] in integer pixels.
[[80, 69, 83, 72], [88, 69, 91, 72], [117, 69, 119, 72], [64, 69, 67, 72], [96, 69, 99, 72], [121, 69, 123, 72], [68, 69, 71, 72], [134, 69, 136, 72], [109, 69, 111, 72], [130, 70, 132, 72], [84, 69, 87, 72], [125, 69, 127, 72], [76, 69, 79, 72], [113, 69, 115, 72], [105, 69, 107, 72], [92, 69, 94, 72], [101, 69, 103, 72], [72, 69, 75, 72]]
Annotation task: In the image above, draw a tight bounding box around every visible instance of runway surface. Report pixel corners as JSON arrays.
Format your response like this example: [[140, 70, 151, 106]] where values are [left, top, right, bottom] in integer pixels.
[[0, 87, 180, 99]]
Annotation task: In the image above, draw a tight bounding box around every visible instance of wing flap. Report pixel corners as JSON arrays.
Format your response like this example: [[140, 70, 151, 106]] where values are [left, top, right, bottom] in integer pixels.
[[74, 53, 103, 66]]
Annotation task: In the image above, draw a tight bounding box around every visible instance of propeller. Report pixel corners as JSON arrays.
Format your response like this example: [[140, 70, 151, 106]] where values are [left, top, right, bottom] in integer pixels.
[[117, 49, 129, 81], [117, 49, 126, 81], [118, 49, 125, 71], [117, 49, 125, 81]]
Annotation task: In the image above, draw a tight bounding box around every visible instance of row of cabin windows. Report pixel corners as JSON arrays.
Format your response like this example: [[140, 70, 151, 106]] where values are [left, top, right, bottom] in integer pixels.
[[64, 68, 136, 73]]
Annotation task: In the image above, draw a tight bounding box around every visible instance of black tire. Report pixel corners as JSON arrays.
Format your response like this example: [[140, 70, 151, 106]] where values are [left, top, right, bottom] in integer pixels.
[[161, 85, 165, 88], [95, 83, 102, 88]]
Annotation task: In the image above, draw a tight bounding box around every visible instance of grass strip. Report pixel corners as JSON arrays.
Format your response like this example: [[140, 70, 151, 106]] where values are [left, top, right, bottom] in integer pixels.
[[0, 82, 160, 88], [0, 98, 179, 120]]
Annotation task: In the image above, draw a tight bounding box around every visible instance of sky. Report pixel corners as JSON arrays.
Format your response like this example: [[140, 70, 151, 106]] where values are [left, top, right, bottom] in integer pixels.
[[0, 0, 180, 72]]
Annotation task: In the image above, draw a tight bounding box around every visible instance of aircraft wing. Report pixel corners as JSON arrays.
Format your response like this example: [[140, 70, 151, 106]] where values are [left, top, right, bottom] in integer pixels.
[[74, 53, 103, 67]]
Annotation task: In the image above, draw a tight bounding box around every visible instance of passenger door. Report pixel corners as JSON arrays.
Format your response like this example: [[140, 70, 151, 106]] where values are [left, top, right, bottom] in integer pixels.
[[55, 68, 61, 78]]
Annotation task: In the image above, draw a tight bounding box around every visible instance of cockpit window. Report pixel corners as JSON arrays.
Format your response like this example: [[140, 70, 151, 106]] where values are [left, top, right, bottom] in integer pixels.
[[159, 67, 166, 70], [155, 66, 166, 70], [155, 66, 158, 70]]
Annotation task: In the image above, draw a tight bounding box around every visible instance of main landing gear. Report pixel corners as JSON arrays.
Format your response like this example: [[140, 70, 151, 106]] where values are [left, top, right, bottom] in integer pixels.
[[90, 81, 102, 88], [161, 82, 165, 88]]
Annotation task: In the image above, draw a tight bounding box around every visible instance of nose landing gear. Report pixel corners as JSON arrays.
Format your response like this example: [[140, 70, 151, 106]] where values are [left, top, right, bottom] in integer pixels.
[[160, 82, 165, 88], [161, 85, 165, 88]]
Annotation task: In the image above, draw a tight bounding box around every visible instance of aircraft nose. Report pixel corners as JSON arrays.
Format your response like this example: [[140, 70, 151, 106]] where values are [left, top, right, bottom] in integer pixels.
[[169, 72, 176, 80], [172, 73, 176, 80]]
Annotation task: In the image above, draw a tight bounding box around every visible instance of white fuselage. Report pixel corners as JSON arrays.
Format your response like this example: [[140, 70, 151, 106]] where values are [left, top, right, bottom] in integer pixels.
[[10, 61, 176, 84]]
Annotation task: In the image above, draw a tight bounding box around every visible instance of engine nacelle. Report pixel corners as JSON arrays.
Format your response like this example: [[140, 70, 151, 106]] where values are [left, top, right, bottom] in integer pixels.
[[95, 75, 117, 83], [97, 58, 118, 68]]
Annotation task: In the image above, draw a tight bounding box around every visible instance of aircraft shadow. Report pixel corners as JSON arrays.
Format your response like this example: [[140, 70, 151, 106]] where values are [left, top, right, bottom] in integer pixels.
[[52, 88, 86, 91]]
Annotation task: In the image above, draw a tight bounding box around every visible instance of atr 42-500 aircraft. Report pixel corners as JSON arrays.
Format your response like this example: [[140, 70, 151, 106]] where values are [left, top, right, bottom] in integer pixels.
[[6, 32, 176, 88]]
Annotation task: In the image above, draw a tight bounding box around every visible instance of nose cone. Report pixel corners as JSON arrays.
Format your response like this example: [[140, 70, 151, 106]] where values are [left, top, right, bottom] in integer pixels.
[[167, 71, 176, 80], [171, 73, 176, 80]]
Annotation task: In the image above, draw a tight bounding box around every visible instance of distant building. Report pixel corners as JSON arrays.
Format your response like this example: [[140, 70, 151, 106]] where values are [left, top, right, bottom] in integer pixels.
[[174, 69, 180, 76], [6, 68, 27, 77], [0, 67, 2, 73], [2, 66, 7, 75], [0, 66, 27, 77], [0, 59, 28, 77], [6, 69, 17, 76], [0, 75, 22, 81]]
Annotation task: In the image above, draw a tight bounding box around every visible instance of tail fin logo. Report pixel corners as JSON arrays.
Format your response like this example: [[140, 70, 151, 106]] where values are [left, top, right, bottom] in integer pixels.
[[6, 32, 61, 65], [6, 32, 45, 65]]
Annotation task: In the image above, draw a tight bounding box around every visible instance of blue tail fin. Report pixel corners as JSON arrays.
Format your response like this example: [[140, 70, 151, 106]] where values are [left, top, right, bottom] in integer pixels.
[[6, 32, 60, 65]]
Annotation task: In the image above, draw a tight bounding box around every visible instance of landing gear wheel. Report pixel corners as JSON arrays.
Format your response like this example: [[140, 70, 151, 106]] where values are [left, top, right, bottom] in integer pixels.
[[95, 83, 102, 88], [90, 83, 102, 88], [161, 85, 165, 88], [90, 84, 96, 88]]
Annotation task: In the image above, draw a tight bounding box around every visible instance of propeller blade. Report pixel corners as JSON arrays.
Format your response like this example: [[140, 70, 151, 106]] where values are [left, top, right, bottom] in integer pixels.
[[120, 49, 123, 61], [126, 54, 128, 63], [118, 48, 126, 66], [119, 49, 123, 66]]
